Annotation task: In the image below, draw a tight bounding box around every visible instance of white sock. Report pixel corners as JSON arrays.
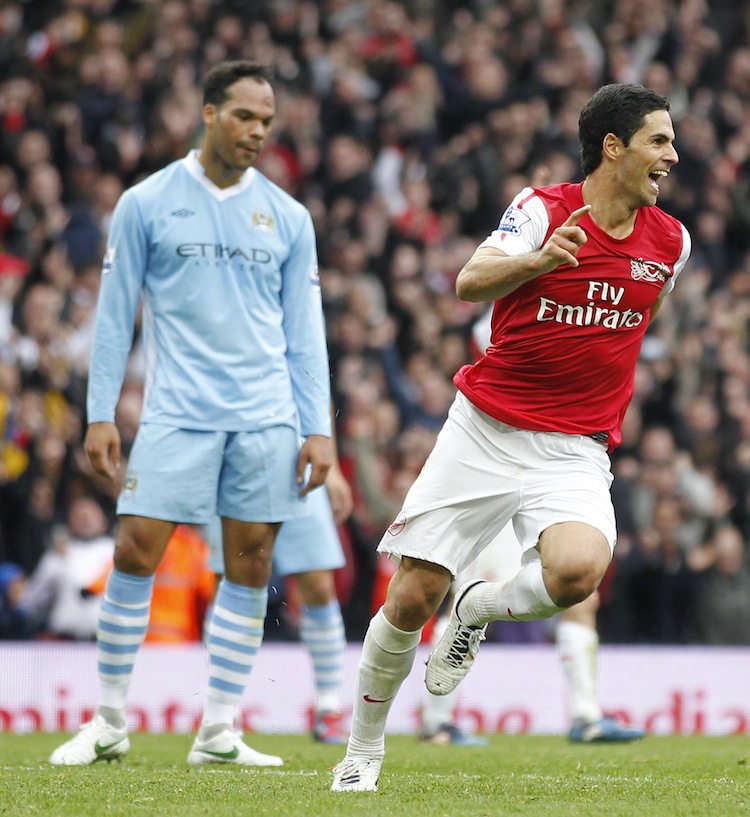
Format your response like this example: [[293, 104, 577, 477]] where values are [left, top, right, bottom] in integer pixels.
[[556, 620, 602, 724], [460, 558, 564, 625], [347, 607, 421, 757], [421, 615, 458, 734]]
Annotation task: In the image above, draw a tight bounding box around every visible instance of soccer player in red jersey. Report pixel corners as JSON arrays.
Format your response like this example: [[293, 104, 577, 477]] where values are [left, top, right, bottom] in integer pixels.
[[418, 306, 646, 746], [332, 83, 689, 791]]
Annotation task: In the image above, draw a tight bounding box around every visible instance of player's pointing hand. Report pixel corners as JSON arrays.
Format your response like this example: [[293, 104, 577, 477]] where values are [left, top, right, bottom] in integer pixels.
[[538, 204, 591, 272]]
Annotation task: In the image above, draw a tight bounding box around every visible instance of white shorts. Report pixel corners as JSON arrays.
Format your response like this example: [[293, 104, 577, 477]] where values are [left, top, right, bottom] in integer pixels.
[[378, 392, 616, 577], [117, 423, 309, 524], [204, 485, 345, 577]]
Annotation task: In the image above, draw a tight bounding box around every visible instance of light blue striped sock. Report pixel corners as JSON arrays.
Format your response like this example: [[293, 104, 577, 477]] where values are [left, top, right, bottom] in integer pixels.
[[97, 569, 153, 716], [300, 599, 346, 714], [201, 579, 267, 731]]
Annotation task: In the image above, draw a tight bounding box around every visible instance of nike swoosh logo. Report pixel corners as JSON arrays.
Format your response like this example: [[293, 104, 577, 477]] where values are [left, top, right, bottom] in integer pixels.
[[95, 740, 122, 756], [363, 694, 392, 703], [201, 747, 240, 760]]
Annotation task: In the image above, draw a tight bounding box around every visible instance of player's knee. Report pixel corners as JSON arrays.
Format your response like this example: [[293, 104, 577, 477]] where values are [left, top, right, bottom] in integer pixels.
[[384, 561, 450, 630], [548, 566, 602, 608], [225, 548, 274, 586], [113, 537, 159, 576], [385, 592, 439, 631], [296, 570, 335, 606]]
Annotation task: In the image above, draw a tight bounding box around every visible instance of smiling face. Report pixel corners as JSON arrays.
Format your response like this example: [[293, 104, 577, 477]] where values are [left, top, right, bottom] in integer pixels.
[[613, 109, 678, 209], [200, 76, 275, 187]]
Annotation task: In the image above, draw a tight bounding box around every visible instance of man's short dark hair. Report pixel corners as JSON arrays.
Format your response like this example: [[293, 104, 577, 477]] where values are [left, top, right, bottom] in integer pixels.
[[202, 60, 272, 107], [578, 84, 671, 176]]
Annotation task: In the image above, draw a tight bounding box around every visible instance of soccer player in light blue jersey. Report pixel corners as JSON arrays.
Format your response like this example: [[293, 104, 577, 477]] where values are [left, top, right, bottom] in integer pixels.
[[50, 60, 334, 768]]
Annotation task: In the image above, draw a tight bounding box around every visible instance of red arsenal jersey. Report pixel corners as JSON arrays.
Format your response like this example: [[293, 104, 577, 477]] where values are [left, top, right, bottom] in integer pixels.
[[454, 182, 691, 450]]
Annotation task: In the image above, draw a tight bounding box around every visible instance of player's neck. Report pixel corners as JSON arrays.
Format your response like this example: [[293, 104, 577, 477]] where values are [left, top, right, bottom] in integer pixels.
[[196, 148, 245, 190], [581, 177, 637, 239]]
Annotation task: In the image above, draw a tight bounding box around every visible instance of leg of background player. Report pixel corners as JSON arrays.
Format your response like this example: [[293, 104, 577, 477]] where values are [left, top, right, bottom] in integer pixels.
[[560, 593, 645, 743], [296, 569, 348, 744], [419, 610, 487, 746]]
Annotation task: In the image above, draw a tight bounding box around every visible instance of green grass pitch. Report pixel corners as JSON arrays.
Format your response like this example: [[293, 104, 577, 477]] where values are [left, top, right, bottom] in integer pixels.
[[1, 732, 748, 817]]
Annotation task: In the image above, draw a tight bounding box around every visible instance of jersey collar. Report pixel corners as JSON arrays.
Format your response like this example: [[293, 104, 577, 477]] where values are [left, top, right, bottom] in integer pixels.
[[182, 150, 256, 200]]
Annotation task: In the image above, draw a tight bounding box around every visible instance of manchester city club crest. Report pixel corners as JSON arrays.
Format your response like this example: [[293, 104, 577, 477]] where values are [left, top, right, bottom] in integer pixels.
[[252, 210, 275, 234], [122, 474, 138, 499]]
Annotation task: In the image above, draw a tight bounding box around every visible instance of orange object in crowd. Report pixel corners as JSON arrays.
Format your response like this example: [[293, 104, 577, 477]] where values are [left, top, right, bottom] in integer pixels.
[[88, 524, 215, 643]]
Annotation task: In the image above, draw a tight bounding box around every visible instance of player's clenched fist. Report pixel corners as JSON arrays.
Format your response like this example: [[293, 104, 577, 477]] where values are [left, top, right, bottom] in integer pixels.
[[537, 204, 591, 272]]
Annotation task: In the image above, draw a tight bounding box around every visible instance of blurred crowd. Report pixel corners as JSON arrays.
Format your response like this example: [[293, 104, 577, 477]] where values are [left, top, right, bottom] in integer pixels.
[[2, 0, 750, 646]]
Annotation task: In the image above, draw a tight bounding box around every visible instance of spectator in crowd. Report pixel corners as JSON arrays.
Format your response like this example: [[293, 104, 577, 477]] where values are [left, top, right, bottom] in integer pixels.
[[19, 495, 114, 640], [603, 494, 700, 644], [0, 561, 33, 639], [690, 522, 750, 644]]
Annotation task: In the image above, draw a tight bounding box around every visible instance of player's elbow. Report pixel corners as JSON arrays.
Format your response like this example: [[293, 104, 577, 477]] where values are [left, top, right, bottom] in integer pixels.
[[455, 268, 486, 302]]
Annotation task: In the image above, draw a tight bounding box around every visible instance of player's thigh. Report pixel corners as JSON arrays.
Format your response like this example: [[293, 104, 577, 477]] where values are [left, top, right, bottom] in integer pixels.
[[202, 515, 280, 579], [538, 521, 612, 584], [204, 487, 345, 580], [221, 517, 280, 585], [117, 424, 226, 523], [114, 514, 177, 575]]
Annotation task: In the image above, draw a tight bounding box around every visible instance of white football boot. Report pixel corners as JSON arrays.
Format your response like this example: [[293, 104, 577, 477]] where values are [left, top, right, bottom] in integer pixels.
[[187, 728, 283, 766], [425, 581, 487, 695], [330, 755, 383, 792], [50, 715, 130, 766]]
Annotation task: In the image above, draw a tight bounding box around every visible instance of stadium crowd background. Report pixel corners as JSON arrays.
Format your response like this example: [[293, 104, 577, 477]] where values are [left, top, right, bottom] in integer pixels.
[[1, 0, 750, 646]]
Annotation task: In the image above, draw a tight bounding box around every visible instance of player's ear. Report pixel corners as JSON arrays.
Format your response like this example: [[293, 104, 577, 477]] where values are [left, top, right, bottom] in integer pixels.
[[602, 132, 622, 162], [203, 103, 217, 126]]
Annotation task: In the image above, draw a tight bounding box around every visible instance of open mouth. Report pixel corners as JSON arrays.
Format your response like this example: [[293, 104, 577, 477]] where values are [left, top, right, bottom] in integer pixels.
[[648, 169, 668, 191]]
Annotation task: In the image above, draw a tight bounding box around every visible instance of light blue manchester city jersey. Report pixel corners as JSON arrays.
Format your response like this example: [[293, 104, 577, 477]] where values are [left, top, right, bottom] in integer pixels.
[[87, 151, 331, 438]]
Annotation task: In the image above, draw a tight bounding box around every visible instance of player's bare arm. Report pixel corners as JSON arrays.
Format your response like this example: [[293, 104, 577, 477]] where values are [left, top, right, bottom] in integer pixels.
[[84, 421, 122, 480], [325, 461, 354, 524], [649, 291, 666, 321], [297, 434, 334, 498], [456, 205, 591, 302]]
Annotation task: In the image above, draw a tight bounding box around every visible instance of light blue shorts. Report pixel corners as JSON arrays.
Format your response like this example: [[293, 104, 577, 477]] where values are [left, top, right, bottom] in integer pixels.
[[205, 484, 345, 577], [117, 422, 310, 524]]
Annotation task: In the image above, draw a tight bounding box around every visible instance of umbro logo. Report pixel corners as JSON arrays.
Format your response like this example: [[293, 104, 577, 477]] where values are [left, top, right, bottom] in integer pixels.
[[171, 209, 195, 218]]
